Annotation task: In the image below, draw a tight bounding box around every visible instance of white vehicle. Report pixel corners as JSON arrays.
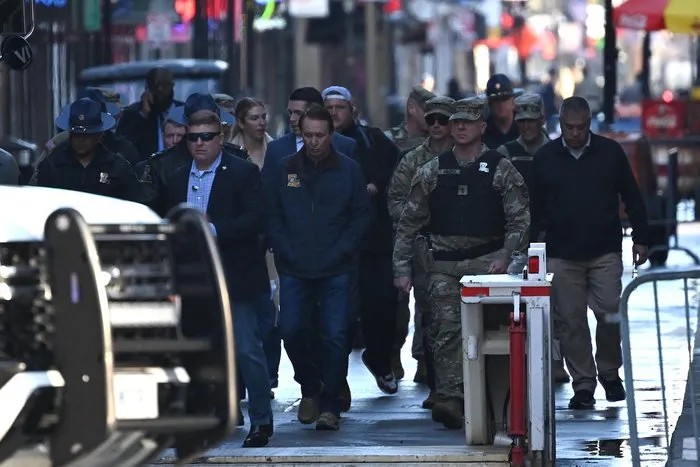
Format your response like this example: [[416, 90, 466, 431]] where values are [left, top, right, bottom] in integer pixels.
[[0, 186, 237, 467]]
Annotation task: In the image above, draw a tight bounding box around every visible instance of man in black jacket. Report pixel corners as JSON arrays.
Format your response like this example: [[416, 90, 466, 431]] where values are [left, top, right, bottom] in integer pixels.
[[531, 96, 649, 410], [164, 109, 273, 448], [267, 105, 372, 431], [322, 85, 401, 395], [139, 93, 241, 216], [116, 67, 184, 162], [31, 98, 142, 203]]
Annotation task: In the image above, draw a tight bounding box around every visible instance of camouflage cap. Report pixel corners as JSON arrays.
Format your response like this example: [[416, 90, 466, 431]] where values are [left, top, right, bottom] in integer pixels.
[[409, 85, 436, 109], [514, 93, 545, 121], [450, 97, 487, 122], [424, 96, 456, 118], [213, 93, 236, 113]]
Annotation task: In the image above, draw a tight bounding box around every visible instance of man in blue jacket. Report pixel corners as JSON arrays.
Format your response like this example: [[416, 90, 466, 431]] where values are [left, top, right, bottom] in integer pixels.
[[267, 105, 372, 431], [261, 87, 357, 186]]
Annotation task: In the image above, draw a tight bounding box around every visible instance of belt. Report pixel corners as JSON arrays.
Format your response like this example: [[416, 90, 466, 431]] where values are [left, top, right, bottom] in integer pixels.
[[431, 238, 504, 262]]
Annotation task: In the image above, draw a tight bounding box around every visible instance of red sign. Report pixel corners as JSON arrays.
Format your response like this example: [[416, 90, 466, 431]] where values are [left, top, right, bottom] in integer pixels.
[[642, 100, 686, 138]]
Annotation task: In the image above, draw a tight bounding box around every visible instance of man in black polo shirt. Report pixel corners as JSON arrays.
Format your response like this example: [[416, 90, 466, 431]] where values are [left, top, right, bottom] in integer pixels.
[[483, 74, 520, 149], [531, 96, 649, 410]]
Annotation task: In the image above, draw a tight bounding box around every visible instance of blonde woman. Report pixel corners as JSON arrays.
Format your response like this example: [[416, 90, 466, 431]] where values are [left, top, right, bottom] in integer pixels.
[[232, 97, 280, 394], [230, 97, 273, 166]]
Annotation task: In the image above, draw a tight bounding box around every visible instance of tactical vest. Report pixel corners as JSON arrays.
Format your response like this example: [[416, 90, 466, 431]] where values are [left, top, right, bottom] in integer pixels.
[[428, 150, 506, 237], [504, 141, 534, 191]]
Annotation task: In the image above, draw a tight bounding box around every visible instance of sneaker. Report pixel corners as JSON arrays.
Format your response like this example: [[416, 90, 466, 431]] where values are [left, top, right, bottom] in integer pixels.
[[362, 351, 398, 395], [552, 360, 570, 383], [298, 397, 320, 424], [599, 377, 626, 402], [568, 390, 596, 410], [391, 353, 405, 380], [316, 412, 340, 431]]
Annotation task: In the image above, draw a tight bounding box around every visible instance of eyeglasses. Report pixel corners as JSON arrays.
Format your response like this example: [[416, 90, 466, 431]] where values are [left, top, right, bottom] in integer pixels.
[[425, 114, 450, 126], [186, 132, 219, 142]]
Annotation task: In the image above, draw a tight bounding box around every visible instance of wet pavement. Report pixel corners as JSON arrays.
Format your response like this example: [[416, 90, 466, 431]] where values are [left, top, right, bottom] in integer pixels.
[[154, 224, 700, 465]]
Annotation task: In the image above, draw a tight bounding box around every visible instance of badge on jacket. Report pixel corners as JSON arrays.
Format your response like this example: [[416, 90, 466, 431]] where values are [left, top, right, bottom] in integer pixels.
[[287, 174, 300, 188], [479, 162, 489, 173], [99, 172, 111, 184]]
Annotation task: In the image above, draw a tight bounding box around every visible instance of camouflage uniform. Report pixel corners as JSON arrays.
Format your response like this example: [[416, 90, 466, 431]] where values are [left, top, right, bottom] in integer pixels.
[[393, 97, 530, 428], [385, 86, 436, 155], [387, 96, 456, 381], [388, 85, 437, 374]]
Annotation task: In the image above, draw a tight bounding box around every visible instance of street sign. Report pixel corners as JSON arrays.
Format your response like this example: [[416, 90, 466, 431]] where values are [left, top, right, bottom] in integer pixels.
[[0, 0, 25, 35], [83, 0, 101, 32], [1, 34, 33, 71], [289, 0, 329, 18], [147, 13, 172, 46]]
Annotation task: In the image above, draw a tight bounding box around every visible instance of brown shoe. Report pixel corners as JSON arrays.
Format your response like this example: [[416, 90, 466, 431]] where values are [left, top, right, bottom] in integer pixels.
[[552, 360, 570, 383], [431, 399, 464, 429], [421, 390, 437, 409], [298, 397, 319, 424], [316, 412, 340, 431], [391, 353, 405, 380]]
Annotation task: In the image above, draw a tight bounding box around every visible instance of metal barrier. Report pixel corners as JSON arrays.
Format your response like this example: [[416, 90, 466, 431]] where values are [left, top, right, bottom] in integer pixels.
[[617, 266, 700, 466]]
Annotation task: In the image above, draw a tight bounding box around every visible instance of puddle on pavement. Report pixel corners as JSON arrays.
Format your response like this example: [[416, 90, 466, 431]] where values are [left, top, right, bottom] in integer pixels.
[[582, 436, 665, 458]]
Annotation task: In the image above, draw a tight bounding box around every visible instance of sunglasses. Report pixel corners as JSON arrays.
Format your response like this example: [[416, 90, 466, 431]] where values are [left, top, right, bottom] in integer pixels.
[[186, 132, 219, 142], [425, 115, 450, 126]]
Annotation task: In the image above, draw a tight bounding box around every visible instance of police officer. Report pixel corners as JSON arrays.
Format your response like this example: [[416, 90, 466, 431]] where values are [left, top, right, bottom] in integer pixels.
[[393, 97, 530, 429], [496, 93, 550, 193], [140, 92, 243, 216], [483, 74, 521, 149], [38, 89, 138, 171], [31, 98, 142, 202], [387, 96, 455, 397], [213, 93, 236, 142], [385, 85, 436, 156]]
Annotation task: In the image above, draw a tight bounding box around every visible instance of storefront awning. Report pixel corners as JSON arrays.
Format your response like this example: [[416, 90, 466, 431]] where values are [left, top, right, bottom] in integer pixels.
[[614, 0, 700, 34]]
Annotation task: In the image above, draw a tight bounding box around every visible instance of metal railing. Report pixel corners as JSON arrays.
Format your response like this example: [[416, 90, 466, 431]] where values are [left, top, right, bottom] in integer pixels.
[[616, 263, 700, 466]]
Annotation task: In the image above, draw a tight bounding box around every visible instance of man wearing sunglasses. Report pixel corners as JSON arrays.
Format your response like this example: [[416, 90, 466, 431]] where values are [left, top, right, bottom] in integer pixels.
[[388, 96, 455, 402], [393, 97, 530, 429], [139, 92, 246, 216], [163, 109, 274, 448]]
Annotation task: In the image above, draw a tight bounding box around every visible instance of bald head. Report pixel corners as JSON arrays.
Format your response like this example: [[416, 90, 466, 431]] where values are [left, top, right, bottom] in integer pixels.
[[146, 67, 175, 112]]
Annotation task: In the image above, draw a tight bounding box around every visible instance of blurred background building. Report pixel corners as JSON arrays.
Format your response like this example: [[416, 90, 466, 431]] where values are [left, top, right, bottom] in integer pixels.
[[0, 0, 698, 146]]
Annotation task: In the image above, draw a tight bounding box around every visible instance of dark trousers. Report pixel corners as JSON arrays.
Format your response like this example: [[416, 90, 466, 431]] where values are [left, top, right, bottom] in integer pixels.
[[237, 298, 282, 395], [279, 272, 354, 415], [233, 294, 273, 425], [358, 252, 398, 375]]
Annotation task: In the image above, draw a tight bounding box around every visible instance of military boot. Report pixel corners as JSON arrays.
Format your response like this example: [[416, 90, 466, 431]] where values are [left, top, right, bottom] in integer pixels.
[[421, 390, 438, 409], [553, 360, 570, 383], [431, 399, 464, 429], [413, 357, 427, 384]]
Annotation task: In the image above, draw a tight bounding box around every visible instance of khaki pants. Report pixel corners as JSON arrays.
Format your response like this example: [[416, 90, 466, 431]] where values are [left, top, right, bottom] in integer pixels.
[[548, 252, 623, 393]]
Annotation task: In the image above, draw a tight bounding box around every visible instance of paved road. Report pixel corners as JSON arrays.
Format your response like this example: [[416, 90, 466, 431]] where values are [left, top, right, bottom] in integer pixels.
[[155, 225, 700, 465]]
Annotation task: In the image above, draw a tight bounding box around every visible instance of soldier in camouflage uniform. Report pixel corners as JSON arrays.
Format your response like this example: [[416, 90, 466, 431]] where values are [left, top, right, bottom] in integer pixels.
[[393, 97, 530, 429], [387, 85, 437, 378], [496, 94, 571, 384], [496, 93, 549, 192], [387, 96, 455, 395], [385, 85, 436, 156]]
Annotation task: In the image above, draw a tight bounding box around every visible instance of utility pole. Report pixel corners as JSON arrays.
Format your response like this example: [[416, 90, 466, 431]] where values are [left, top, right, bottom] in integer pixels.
[[365, 3, 383, 126], [602, 0, 617, 125], [225, 0, 240, 91], [245, 0, 255, 94], [102, 0, 113, 64]]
